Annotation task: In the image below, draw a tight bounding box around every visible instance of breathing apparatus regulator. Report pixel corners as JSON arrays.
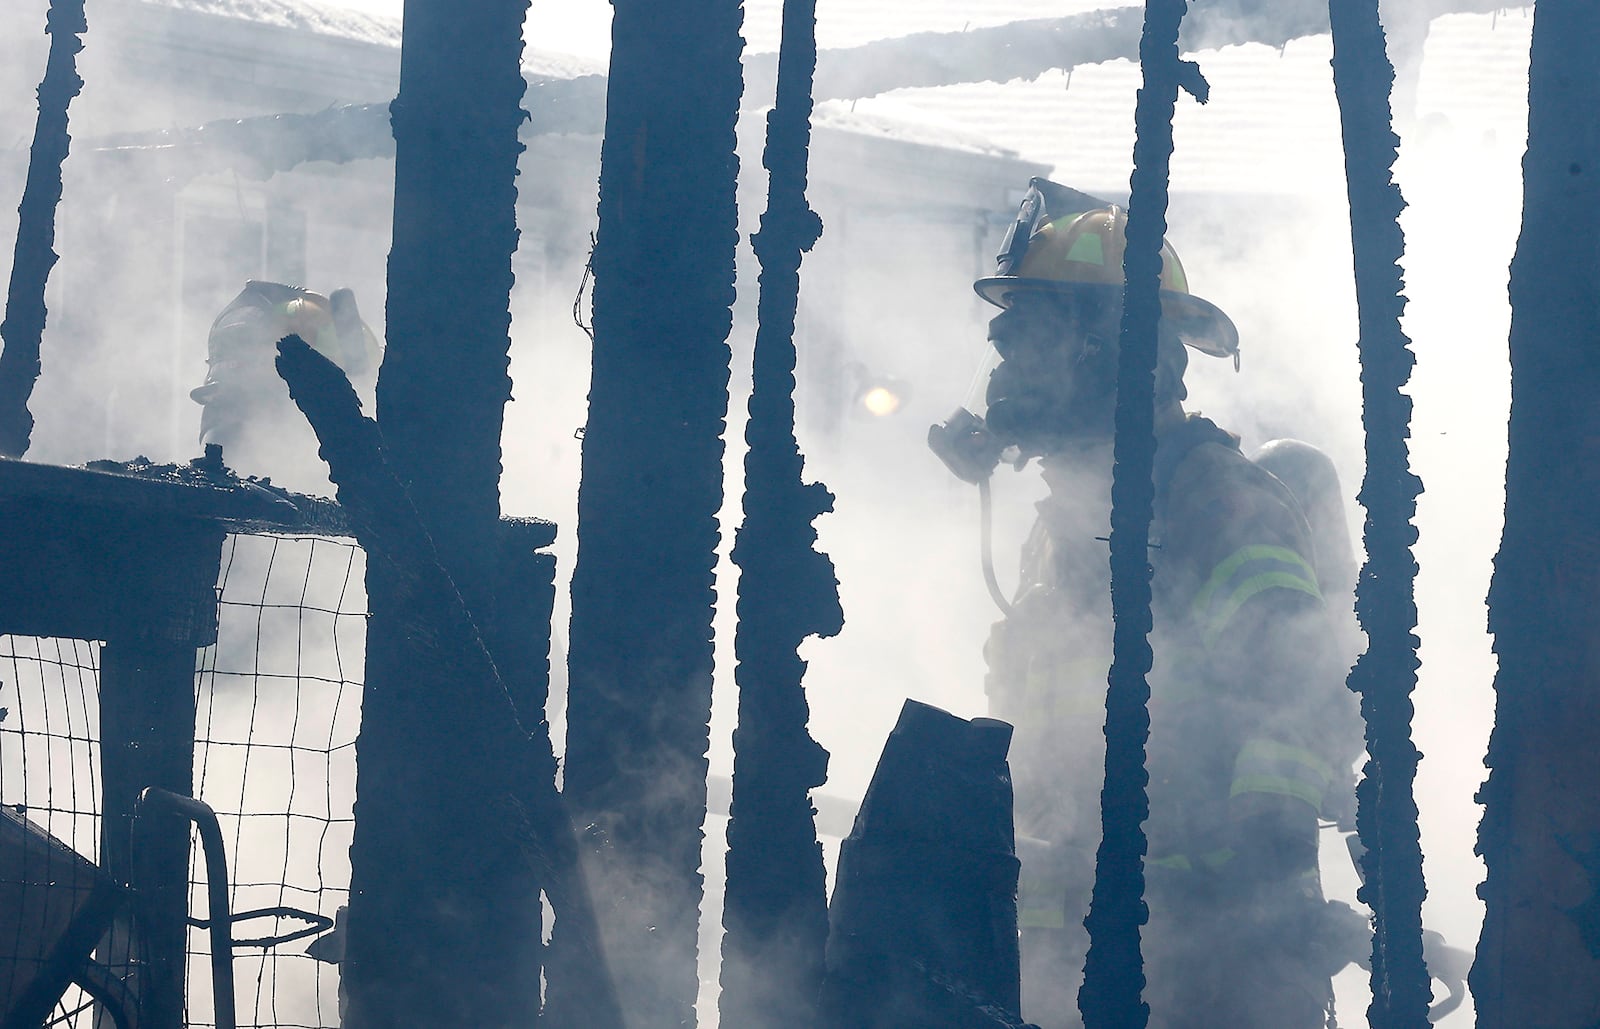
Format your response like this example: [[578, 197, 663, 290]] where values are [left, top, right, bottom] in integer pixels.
[[929, 177, 1241, 615]]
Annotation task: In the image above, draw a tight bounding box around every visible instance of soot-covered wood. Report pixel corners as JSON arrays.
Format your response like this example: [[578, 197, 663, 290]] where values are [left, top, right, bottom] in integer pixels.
[[555, 2, 744, 1026], [719, 0, 842, 1025]]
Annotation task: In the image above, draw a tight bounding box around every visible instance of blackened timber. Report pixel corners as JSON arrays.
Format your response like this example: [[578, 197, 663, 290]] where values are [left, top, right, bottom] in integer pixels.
[[821, 701, 1025, 1027], [96, 520, 224, 1029], [377, 0, 526, 610], [0, 455, 351, 643], [1476, 3, 1600, 1025], [275, 336, 621, 1029], [1326, 2, 1431, 1027], [553, 1, 744, 1026], [720, 0, 842, 1025], [0, 454, 349, 534], [0, 0, 86, 457], [345, 0, 536, 1020], [1079, 3, 1202, 1027]]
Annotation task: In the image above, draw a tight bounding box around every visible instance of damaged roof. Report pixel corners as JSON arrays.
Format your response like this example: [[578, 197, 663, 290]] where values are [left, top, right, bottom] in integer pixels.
[[139, 0, 609, 79]]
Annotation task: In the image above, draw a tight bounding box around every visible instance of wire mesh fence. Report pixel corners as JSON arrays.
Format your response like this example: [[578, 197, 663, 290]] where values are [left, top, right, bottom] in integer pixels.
[[0, 637, 106, 1026], [0, 531, 367, 1029]]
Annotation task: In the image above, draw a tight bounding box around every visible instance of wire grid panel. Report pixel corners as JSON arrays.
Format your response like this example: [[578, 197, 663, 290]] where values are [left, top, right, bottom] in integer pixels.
[[0, 637, 103, 861], [0, 637, 104, 1023], [0, 533, 367, 1029], [186, 533, 366, 1029]]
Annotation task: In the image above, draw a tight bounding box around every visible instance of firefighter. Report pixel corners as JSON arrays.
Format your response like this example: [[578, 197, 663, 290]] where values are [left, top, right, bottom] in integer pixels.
[[190, 280, 381, 487], [932, 178, 1364, 1029]]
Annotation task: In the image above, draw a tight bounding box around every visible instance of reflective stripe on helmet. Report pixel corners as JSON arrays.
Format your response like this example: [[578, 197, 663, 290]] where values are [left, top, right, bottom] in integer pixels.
[[1190, 544, 1322, 648]]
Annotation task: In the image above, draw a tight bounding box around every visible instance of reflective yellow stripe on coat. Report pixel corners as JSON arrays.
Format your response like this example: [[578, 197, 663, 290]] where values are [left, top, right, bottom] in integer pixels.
[[1230, 737, 1337, 811], [1190, 544, 1321, 648]]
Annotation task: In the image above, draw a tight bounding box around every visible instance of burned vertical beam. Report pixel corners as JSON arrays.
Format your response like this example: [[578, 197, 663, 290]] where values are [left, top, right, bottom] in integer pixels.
[[1078, 2, 1202, 1028], [276, 338, 621, 1029], [551, 1, 744, 1027], [340, 0, 539, 1024], [1476, 3, 1600, 1026], [376, 0, 527, 602], [719, 0, 842, 1025], [1326, 2, 1431, 1027], [0, 0, 86, 458], [97, 518, 224, 1029]]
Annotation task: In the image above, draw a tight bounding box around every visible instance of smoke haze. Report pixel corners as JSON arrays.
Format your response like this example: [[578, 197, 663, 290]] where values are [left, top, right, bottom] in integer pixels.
[[0, 1, 1535, 1025]]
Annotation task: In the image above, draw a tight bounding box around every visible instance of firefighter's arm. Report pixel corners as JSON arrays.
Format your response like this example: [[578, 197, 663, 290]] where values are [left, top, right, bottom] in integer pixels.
[[1165, 446, 1358, 877]]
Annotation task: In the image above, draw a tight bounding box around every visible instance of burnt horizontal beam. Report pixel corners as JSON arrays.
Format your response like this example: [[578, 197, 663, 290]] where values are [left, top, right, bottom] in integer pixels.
[[0, 456, 554, 641], [0, 455, 343, 533]]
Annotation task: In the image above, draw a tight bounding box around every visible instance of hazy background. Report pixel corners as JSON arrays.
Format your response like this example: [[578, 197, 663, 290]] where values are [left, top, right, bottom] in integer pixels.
[[0, 1, 1534, 1025]]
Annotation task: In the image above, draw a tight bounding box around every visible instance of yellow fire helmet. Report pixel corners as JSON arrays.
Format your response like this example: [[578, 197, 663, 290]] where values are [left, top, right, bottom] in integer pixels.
[[269, 285, 382, 376], [974, 178, 1240, 362]]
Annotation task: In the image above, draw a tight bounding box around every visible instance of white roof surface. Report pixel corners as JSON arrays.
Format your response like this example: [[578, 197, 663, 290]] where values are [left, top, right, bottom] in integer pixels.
[[816, 6, 1535, 196], [744, 0, 1113, 53], [143, 0, 609, 78], [146, 0, 400, 45], [136, 0, 1536, 195]]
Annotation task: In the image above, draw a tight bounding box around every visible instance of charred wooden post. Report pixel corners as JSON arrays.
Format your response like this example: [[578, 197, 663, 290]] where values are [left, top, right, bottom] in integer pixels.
[[97, 521, 223, 1029], [821, 701, 1025, 1028], [1078, 3, 1203, 1028], [376, 2, 526, 614], [1326, 2, 1431, 1026], [488, 519, 559, 770], [0, 0, 86, 457], [719, 0, 842, 1025], [481, 516, 559, 1015], [1476, 4, 1600, 1025], [340, 0, 537, 1022], [553, 1, 744, 1025], [275, 337, 622, 1029]]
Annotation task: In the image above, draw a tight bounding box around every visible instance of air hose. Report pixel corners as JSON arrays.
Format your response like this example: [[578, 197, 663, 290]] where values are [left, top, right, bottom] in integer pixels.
[[979, 476, 1014, 617]]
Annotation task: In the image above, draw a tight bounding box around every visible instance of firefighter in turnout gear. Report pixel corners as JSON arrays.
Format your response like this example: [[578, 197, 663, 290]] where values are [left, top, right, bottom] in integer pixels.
[[931, 179, 1365, 1029], [191, 281, 381, 488]]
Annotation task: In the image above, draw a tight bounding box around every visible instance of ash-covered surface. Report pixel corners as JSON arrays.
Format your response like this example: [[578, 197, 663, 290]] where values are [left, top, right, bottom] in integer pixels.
[[1, 449, 348, 535]]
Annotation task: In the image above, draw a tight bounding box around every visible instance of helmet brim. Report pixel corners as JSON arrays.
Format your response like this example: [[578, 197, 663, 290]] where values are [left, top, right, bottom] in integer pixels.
[[972, 276, 1240, 360]]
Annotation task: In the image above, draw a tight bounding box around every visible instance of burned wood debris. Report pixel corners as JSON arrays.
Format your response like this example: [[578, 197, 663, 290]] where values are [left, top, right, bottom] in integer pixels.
[[274, 335, 621, 1029], [0, 0, 87, 458], [823, 701, 1030, 1029]]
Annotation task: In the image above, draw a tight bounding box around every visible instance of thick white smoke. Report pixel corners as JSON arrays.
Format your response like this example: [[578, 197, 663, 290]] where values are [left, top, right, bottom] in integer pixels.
[[0, 0, 1534, 1026]]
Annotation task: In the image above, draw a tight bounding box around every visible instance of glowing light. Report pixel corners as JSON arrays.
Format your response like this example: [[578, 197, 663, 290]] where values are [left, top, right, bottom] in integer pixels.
[[860, 385, 903, 417]]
